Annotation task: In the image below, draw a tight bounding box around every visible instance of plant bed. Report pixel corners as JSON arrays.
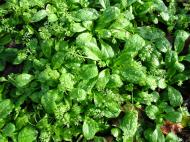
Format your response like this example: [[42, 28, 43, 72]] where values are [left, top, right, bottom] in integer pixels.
[[0, 0, 190, 142]]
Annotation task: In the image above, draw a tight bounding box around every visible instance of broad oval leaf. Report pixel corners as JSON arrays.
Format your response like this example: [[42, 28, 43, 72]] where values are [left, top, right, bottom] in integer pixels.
[[70, 88, 87, 101], [164, 111, 182, 123], [155, 37, 171, 53], [76, 33, 102, 61], [41, 90, 58, 114], [124, 34, 145, 57], [70, 23, 86, 33], [174, 30, 189, 53], [72, 8, 99, 22], [0, 35, 11, 46], [145, 105, 159, 120], [2, 123, 15, 137], [100, 40, 114, 59], [137, 26, 165, 41], [14, 74, 34, 88], [120, 110, 138, 139], [150, 126, 165, 142], [165, 132, 181, 142], [41, 39, 54, 58], [0, 99, 14, 119], [96, 7, 120, 29], [103, 101, 121, 118], [48, 13, 58, 22], [168, 86, 183, 107], [32, 10, 47, 22], [120, 60, 147, 85], [18, 126, 38, 142], [107, 74, 123, 88], [83, 118, 99, 140], [96, 69, 110, 90], [80, 64, 98, 80]]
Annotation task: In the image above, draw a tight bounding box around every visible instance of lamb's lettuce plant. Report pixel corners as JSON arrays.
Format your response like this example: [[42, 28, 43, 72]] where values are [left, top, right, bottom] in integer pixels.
[[0, 0, 190, 141]]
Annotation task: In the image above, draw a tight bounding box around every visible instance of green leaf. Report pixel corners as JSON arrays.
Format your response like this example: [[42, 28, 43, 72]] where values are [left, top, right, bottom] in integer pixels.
[[82, 21, 93, 31], [0, 99, 14, 119], [171, 73, 188, 84], [2, 123, 15, 137], [96, 69, 110, 90], [184, 54, 190, 62], [136, 92, 159, 105], [174, 30, 189, 53], [51, 52, 65, 69], [30, 92, 44, 103], [12, 74, 33, 88], [99, 0, 110, 9], [80, 64, 98, 80], [107, 74, 123, 88], [153, 0, 167, 11], [41, 39, 54, 58], [94, 136, 106, 142], [168, 86, 183, 107], [18, 126, 38, 142], [83, 117, 99, 140], [120, 110, 138, 139], [95, 29, 112, 39], [120, 60, 147, 85], [137, 27, 165, 41], [0, 135, 7, 142], [158, 78, 167, 89], [0, 35, 11, 46], [145, 105, 159, 120], [155, 37, 171, 53], [76, 33, 102, 61], [103, 101, 121, 118], [48, 13, 58, 22], [70, 88, 87, 101], [111, 128, 121, 138], [165, 132, 181, 142], [59, 72, 74, 91], [146, 76, 158, 90], [38, 67, 60, 85], [13, 50, 27, 65], [70, 23, 86, 33], [94, 92, 121, 118], [174, 62, 185, 72], [111, 29, 130, 40], [110, 15, 132, 30], [164, 111, 182, 123], [32, 10, 47, 22], [124, 34, 145, 57], [96, 7, 120, 29], [160, 12, 169, 21], [1, 48, 18, 63], [158, 102, 174, 113], [41, 90, 58, 114], [72, 8, 99, 22], [100, 40, 114, 59], [165, 51, 178, 67], [124, 0, 138, 7], [77, 78, 97, 93], [16, 115, 29, 130], [151, 126, 165, 142]]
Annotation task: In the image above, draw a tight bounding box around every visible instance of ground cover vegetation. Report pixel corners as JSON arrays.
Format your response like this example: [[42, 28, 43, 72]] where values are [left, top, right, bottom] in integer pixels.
[[0, 0, 190, 141]]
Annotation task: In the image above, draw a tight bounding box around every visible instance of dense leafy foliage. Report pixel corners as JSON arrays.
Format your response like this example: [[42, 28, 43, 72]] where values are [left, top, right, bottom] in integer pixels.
[[0, 0, 190, 141]]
